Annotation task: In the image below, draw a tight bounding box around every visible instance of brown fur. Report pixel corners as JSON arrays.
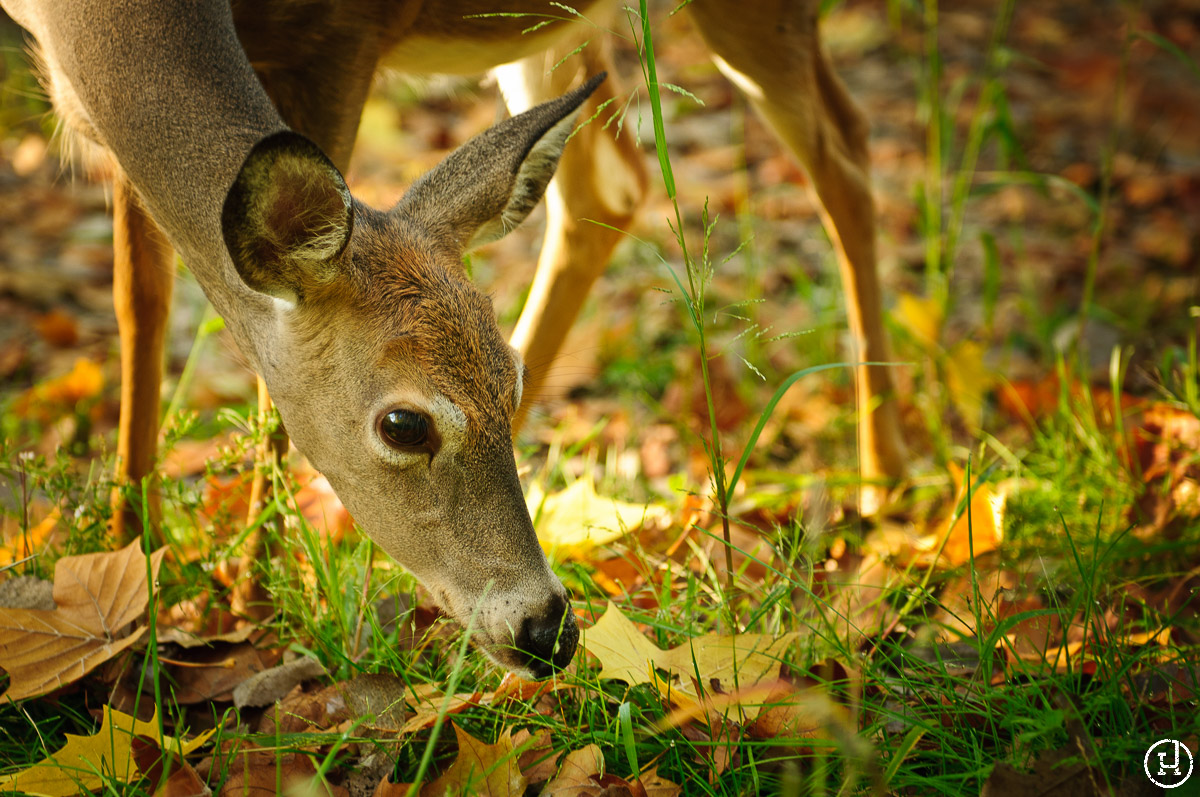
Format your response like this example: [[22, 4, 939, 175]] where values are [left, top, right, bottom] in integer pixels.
[[2, 0, 906, 674]]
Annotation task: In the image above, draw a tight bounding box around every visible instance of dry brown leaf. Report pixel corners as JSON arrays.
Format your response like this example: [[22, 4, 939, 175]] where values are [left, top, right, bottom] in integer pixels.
[[399, 685, 483, 734], [510, 728, 558, 784], [542, 744, 605, 796], [583, 602, 796, 718], [0, 540, 166, 701], [220, 751, 344, 797], [258, 682, 349, 735], [488, 671, 576, 705], [386, 724, 526, 797], [543, 744, 680, 797], [635, 766, 683, 797], [33, 308, 80, 348], [233, 655, 326, 708], [131, 735, 211, 797], [165, 641, 280, 704]]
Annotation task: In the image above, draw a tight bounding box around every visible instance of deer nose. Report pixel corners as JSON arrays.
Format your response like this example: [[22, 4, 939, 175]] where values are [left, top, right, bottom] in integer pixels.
[[518, 594, 578, 679]]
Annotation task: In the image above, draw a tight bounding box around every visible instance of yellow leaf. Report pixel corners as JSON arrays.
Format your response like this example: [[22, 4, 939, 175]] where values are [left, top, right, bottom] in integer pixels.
[[528, 478, 665, 558], [945, 340, 995, 427], [934, 463, 1004, 567], [893, 293, 943, 349], [0, 706, 212, 796], [583, 602, 796, 718], [0, 540, 166, 701]]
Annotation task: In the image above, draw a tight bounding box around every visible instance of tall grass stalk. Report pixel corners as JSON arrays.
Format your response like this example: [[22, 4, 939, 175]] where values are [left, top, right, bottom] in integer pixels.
[[632, 0, 736, 601]]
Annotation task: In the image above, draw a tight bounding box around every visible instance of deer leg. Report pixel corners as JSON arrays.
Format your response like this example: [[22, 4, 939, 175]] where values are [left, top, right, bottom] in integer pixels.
[[494, 39, 649, 428], [111, 177, 175, 542], [688, 0, 907, 510]]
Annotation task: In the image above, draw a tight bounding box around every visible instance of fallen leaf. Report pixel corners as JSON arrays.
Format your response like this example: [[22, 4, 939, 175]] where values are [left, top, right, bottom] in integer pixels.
[[583, 603, 796, 717], [944, 340, 995, 427], [528, 478, 666, 558], [399, 684, 483, 734], [929, 464, 1004, 568], [635, 766, 683, 797], [0, 540, 166, 701], [12, 358, 104, 423], [542, 744, 605, 796], [258, 683, 350, 735], [232, 655, 326, 708], [0, 706, 211, 796], [542, 744, 681, 797], [220, 751, 343, 797], [131, 735, 211, 797], [511, 728, 558, 784], [33, 308, 80, 348], [1131, 403, 1200, 535], [893, 293, 943, 349], [1133, 208, 1192, 267], [389, 724, 526, 797], [165, 641, 280, 704], [0, 507, 60, 567]]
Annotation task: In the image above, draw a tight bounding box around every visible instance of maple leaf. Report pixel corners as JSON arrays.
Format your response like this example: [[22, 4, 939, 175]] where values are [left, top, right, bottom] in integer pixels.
[[583, 603, 796, 718], [0, 706, 212, 796], [528, 478, 667, 558], [542, 745, 604, 796], [382, 723, 526, 796], [0, 539, 166, 701], [130, 735, 211, 797], [542, 744, 682, 797]]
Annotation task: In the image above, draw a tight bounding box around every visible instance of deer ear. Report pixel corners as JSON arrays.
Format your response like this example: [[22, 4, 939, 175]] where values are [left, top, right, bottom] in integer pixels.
[[222, 131, 354, 303], [395, 73, 606, 252]]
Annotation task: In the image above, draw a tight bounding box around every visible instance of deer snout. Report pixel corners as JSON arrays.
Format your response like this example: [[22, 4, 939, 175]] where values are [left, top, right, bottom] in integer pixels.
[[517, 593, 578, 679]]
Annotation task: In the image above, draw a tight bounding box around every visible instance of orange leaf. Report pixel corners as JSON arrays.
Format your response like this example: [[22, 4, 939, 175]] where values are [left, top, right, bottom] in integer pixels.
[[934, 464, 1003, 568], [33, 309, 80, 348], [0, 508, 60, 566], [13, 358, 104, 422]]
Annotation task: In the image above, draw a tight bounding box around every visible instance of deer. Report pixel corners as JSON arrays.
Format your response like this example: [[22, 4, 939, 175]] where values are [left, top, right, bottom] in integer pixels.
[[1, 0, 907, 678]]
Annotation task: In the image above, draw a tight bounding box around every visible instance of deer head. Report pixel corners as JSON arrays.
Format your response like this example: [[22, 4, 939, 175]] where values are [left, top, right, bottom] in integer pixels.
[[219, 75, 607, 677]]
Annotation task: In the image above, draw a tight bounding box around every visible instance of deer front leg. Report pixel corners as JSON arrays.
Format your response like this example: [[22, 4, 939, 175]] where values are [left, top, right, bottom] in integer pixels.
[[111, 177, 175, 541], [688, 0, 907, 511], [495, 41, 648, 428]]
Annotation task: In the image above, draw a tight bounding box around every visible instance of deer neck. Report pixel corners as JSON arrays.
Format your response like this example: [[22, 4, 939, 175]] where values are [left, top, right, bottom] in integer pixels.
[[9, 0, 289, 368]]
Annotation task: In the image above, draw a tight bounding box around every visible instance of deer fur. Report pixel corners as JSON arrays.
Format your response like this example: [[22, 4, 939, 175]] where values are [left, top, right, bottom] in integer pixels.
[[2, 0, 907, 677]]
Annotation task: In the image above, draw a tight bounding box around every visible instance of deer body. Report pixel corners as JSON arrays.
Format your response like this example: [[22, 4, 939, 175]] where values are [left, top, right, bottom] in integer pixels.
[[4, 0, 907, 676]]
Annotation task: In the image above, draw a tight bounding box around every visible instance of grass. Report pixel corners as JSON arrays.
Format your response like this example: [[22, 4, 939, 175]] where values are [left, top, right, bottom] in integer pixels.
[[2, 0, 1200, 795]]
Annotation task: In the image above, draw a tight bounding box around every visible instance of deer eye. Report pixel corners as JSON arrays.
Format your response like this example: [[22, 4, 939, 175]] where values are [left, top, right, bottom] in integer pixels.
[[379, 409, 430, 450]]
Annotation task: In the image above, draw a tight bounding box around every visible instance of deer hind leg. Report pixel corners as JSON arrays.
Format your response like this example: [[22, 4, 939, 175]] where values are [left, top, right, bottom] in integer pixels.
[[111, 177, 175, 541], [688, 0, 907, 508], [494, 37, 649, 428]]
